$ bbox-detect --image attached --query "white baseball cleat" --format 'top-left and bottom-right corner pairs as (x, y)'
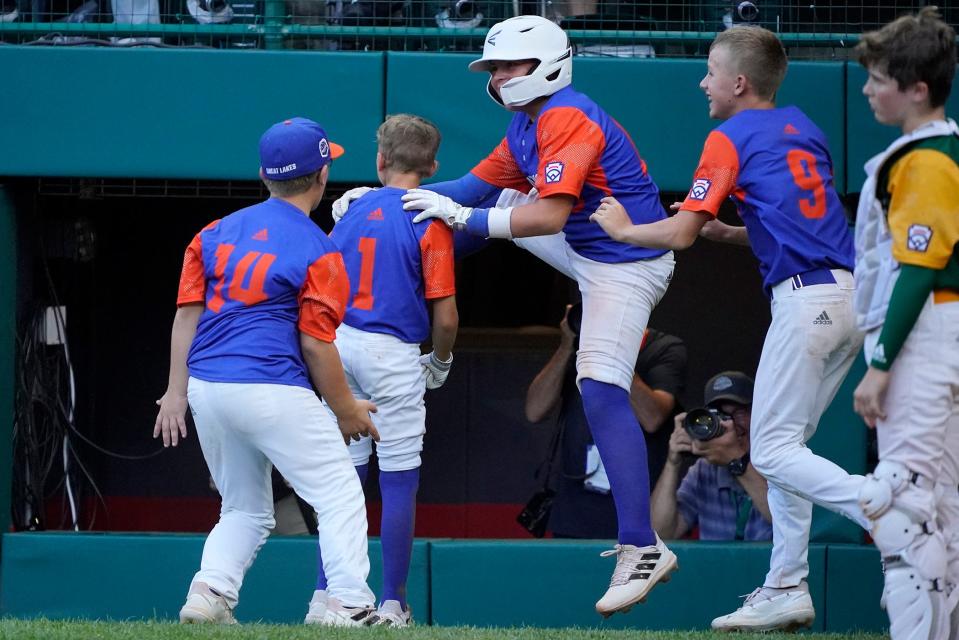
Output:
(594, 535), (678, 617)
(710, 582), (815, 632)
(368, 599), (413, 627)
(303, 589), (327, 625)
(179, 584), (237, 625)
(322, 596), (376, 627)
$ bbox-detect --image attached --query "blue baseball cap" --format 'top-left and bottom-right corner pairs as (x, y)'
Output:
(259, 117), (344, 181)
(704, 371), (754, 407)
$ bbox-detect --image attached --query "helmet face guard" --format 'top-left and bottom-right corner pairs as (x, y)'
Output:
(469, 15), (573, 108)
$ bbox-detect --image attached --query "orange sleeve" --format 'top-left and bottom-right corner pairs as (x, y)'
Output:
(470, 137), (532, 192)
(420, 220), (456, 299)
(176, 219), (220, 306)
(680, 130), (740, 216)
(298, 251), (350, 343)
(534, 107), (603, 200)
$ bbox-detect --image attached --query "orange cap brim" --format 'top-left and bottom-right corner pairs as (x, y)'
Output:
(330, 142), (345, 159)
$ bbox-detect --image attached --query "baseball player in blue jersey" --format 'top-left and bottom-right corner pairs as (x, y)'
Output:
(154, 117), (380, 626)
(591, 27), (870, 632)
(335, 15), (678, 617)
(305, 114), (458, 628)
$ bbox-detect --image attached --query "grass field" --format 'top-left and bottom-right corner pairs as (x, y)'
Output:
(0, 620), (890, 640)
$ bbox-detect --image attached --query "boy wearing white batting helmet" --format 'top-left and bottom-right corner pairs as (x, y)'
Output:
(334, 14), (678, 618)
(854, 8), (959, 639)
(155, 117), (379, 626)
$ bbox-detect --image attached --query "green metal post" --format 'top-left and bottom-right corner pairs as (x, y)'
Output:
(263, 0), (285, 50)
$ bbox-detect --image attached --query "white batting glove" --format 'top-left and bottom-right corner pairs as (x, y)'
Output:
(403, 189), (474, 230)
(420, 351), (453, 389)
(331, 186), (375, 224)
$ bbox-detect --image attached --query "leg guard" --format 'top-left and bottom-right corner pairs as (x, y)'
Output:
(884, 558), (948, 640)
(859, 460), (910, 519)
(864, 462), (948, 640)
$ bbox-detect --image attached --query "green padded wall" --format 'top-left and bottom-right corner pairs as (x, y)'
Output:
(429, 540), (827, 631)
(1, 534), (888, 632)
(0, 48), (385, 183)
(0, 48), (849, 191)
(0, 187), (14, 539)
(385, 53), (513, 182)
(846, 65), (959, 193)
(824, 544), (886, 632)
(0, 533), (430, 623)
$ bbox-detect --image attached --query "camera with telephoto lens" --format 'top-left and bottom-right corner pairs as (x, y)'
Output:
(683, 407), (731, 441)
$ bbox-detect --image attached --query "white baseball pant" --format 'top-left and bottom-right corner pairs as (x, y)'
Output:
(335, 324), (428, 472)
(513, 232), (674, 391)
(186, 377), (374, 609)
(865, 296), (959, 639)
(749, 270), (869, 589)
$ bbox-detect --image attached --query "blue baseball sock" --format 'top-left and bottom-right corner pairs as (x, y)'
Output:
(379, 468), (419, 609)
(579, 378), (656, 547)
(315, 463), (369, 591)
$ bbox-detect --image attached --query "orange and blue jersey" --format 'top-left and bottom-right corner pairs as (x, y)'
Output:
(471, 85), (668, 263)
(177, 198), (350, 389)
(330, 187), (456, 343)
(680, 106), (854, 295)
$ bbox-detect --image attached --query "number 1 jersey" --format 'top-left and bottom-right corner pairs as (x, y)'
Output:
(330, 187), (456, 344)
(177, 198), (350, 389)
(680, 106), (854, 295)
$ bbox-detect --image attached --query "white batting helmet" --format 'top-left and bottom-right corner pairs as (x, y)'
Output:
(469, 15), (573, 107)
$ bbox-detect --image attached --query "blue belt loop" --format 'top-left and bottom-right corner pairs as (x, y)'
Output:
(790, 268), (836, 291)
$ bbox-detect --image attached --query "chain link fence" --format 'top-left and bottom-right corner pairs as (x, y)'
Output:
(0, 1), (956, 57)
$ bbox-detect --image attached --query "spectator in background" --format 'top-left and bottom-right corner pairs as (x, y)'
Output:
(651, 371), (772, 541)
(111, 0), (160, 43)
(187, 0), (233, 24)
(525, 302), (686, 539)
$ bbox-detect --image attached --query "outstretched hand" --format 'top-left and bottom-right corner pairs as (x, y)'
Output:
(402, 189), (473, 229)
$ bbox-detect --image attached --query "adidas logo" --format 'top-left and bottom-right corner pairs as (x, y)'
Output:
(367, 208), (384, 221)
(252, 228), (268, 241)
(813, 310), (832, 325)
(784, 124), (800, 135)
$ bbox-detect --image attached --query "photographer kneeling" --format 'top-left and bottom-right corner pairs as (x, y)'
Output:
(651, 371), (772, 541)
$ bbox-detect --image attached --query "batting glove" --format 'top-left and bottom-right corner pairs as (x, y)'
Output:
(331, 186), (375, 224)
(403, 189), (474, 230)
(420, 351), (453, 389)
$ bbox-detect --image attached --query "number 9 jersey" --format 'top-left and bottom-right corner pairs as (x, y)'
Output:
(176, 198), (350, 390)
(680, 105), (854, 295)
